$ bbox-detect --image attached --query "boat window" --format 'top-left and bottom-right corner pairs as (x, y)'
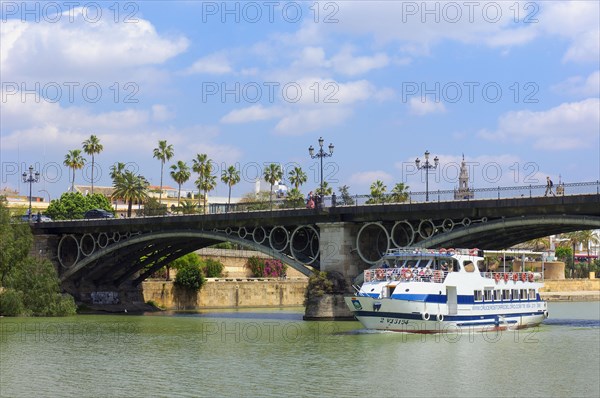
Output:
(405, 260), (418, 268)
(474, 290), (483, 302)
(463, 261), (476, 273)
(494, 290), (501, 301)
(477, 260), (485, 272)
(512, 289), (519, 300)
(484, 289), (493, 301)
(520, 289), (527, 300)
(529, 289), (536, 300)
(502, 290), (511, 301)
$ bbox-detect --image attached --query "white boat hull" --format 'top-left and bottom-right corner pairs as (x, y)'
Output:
(345, 296), (547, 333)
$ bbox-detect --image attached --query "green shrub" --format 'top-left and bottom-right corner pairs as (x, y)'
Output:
(246, 256), (265, 277)
(174, 264), (205, 292)
(0, 288), (26, 316)
(202, 258), (224, 278)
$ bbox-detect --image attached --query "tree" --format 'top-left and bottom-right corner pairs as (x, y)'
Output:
(82, 134), (103, 194)
(366, 180), (387, 204)
(239, 191), (271, 211)
(338, 185), (355, 206)
(192, 154), (213, 211)
(45, 192), (113, 220)
(109, 162), (126, 180)
(390, 182), (410, 203)
(264, 163), (283, 208)
(283, 188), (305, 208)
(288, 166), (307, 190)
(315, 181), (333, 197)
(64, 149), (86, 192)
(138, 197), (167, 217)
(0, 197), (31, 285)
(174, 263), (205, 292)
(196, 174), (217, 214)
(113, 170), (149, 217)
(172, 199), (199, 215)
(221, 165), (241, 208)
(153, 140), (174, 205)
(170, 160), (191, 206)
(0, 198), (76, 316)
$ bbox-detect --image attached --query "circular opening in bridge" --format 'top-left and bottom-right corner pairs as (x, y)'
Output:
(80, 233), (96, 257)
(442, 218), (454, 232)
(238, 227), (247, 239)
(97, 232), (109, 248)
(290, 225), (319, 265)
(269, 226), (289, 252)
(253, 226), (267, 244)
(112, 232), (121, 243)
(391, 220), (415, 247)
(418, 219), (436, 239)
(462, 217), (471, 227)
(225, 227), (233, 235)
(57, 235), (80, 269)
(356, 222), (390, 265)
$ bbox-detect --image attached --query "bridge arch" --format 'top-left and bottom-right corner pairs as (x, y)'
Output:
(59, 230), (315, 285)
(414, 215), (600, 249)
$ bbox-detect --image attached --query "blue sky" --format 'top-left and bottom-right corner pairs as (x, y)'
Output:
(1, 1), (599, 200)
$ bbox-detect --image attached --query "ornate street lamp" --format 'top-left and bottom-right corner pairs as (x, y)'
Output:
(415, 150), (439, 202)
(308, 137), (334, 205)
(22, 165), (40, 221)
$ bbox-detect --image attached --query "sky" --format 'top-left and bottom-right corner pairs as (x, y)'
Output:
(1, 0), (599, 201)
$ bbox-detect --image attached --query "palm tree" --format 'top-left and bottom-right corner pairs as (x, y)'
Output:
(263, 163), (283, 207)
(177, 199), (198, 215)
(315, 181), (333, 197)
(283, 188), (305, 208)
(221, 165), (241, 209)
(196, 174), (217, 214)
(565, 230), (600, 277)
(63, 149), (86, 192)
(390, 182), (410, 203)
(338, 185), (355, 206)
(152, 140), (174, 204)
(112, 170), (149, 217)
(368, 180), (387, 204)
(82, 134), (103, 194)
(192, 154), (212, 207)
(109, 162), (126, 180)
(169, 161), (191, 206)
(288, 166), (307, 190)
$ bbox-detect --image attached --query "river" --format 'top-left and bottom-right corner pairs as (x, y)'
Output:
(1, 301), (599, 398)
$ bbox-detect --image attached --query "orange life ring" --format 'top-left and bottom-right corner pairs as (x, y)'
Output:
(521, 273), (527, 282)
(512, 273), (518, 282)
(375, 269), (384, 280)
(503, 273), (509, 282)
(403, 269), (413, 280)
(446, 248), (455, 255)
(365, 272), (372, 282)
(439, 248), (447, 254)
(494, 273), (501, 283)
(469, 248), (479, 256)
(528, 273), (534, 282)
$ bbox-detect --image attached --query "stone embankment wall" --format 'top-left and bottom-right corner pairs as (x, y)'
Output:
(143, 279), (309, 310)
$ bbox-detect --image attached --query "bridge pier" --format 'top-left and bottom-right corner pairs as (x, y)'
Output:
(304, 222), (364, 320)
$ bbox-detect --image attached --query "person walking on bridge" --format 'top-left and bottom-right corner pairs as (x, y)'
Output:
(544, 176), (556, 197)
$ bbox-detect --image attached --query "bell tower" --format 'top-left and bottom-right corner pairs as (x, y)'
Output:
(454, 154), (474, 199)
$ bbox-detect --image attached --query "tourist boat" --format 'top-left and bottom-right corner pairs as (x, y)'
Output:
(344, 248), (549, 333)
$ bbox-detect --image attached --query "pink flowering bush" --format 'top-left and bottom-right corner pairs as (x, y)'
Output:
(246, 257), (287, 278)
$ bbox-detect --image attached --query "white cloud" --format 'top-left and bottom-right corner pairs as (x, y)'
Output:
(183, 53), (233, 75)
(221, 105), (283, 124)
(478, 98), (600, 150)
(330, 47), (389, 76)
(274, 107), (352, 135)
(151, 105), (174, 122)
(1, 15), (188, 81)
(552, 71), (600, 97)
(350, 171), (394, 186)
(409, 97), (446, 116)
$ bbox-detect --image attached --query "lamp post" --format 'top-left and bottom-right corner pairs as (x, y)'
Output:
(415, 150), (439, 202)
(308, 137), (334, 205)
(22, 165), (40, 221)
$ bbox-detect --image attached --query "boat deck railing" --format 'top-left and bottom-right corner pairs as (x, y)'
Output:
(480, 271), (542, 283)
(365, 268), (449, 283)
(364, 269), (543, 284)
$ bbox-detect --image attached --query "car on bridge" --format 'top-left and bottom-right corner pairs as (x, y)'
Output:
(84, 209), (115, 219)
(20, 214), (52, 222)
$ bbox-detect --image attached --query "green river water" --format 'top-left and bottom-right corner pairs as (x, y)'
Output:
(1, 301), (598, 397)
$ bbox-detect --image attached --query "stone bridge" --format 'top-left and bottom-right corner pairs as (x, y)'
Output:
(31, 192), (600, 309)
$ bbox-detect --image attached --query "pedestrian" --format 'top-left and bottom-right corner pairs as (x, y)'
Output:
(544, 176), (556, 197)
(306, 191), (315, 209)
